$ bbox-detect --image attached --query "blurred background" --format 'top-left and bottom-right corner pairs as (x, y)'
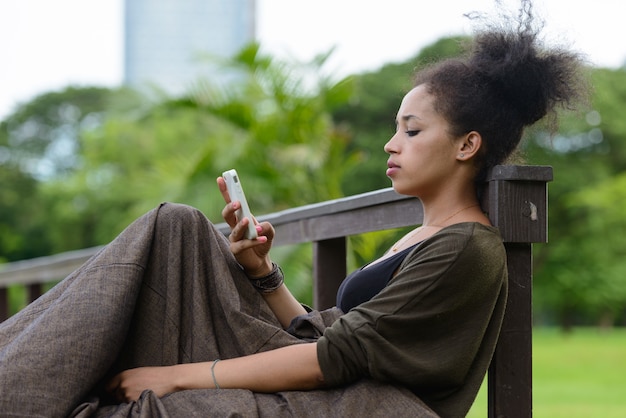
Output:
(1, 1), (625, 416)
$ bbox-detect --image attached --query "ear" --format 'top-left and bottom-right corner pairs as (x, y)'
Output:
(456, 131), (482, 161)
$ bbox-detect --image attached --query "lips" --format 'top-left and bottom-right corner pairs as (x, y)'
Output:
(386, 160), (399, 177)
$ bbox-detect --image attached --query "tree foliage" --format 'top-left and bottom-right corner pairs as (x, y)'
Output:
(527, 68), (626, 328)
(1, 43), (359, 307)
(0, 86), (140, 259)
(2, 39), (626, 327)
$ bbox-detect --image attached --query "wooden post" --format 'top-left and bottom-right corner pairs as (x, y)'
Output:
(28, 283), (43, 304)
(489, 243), (533, 418)
(313, 237), (347, 310)
(485, 165), (553, 418)
(0, 287), (7, 322)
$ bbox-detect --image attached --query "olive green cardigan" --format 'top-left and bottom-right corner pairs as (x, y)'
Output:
(317, 222), (508, 418)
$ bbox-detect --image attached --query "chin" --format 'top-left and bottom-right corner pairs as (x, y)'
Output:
(391, 179), (424, 198)
(391, 183), (415, 197)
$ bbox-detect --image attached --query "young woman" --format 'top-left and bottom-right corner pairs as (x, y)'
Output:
(0, 1), (587, 417)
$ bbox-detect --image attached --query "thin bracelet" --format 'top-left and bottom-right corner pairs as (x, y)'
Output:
(211, 359), (221, 389)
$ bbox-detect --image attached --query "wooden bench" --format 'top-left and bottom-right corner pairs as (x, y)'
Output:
(0, 164), (553, 417)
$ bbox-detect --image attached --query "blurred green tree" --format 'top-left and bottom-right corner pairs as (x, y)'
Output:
(3, 39), (626, 327)
(31, 44), (358, 305)
(528, 68), (626, 329)
(0, 86), (140, 259)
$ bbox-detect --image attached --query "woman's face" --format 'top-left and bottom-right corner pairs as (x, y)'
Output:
(384, 84), (461, 198)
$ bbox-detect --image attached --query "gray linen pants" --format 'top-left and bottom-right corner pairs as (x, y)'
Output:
(0, 203), (437, 418)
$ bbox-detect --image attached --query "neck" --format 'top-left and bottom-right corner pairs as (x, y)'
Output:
(419, 185), (482, 227)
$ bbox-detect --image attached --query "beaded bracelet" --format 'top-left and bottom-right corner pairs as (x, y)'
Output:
(247, 262), (284, 294)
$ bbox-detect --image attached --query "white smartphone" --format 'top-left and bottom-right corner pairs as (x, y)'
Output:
(222, 169), (258, 239)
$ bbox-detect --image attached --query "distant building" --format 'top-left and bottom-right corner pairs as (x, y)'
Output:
(124, 0), (256, 94)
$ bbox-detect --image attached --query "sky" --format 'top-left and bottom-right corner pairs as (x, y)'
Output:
(1, 0), (625, 120)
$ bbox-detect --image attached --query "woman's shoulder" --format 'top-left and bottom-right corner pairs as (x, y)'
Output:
(401, 222), (505, 271)
(422, 222), (502, 250)
(386, 222), (507, 306)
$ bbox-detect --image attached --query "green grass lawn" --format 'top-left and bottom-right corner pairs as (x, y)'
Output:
(467, 327), (626, 417)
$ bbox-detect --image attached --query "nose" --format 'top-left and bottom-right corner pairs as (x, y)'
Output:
(384, 132), (398, 154)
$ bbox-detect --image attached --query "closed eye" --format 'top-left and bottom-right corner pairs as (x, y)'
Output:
(405, 130), (420, 137)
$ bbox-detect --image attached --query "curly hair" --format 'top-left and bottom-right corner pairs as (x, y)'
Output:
(413, 0), (589, 182)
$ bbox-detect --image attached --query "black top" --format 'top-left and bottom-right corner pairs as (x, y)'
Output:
(336, 244), (418, 312)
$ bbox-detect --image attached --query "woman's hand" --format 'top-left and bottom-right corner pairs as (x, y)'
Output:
(217, 176), (274, 277)
(106, 344), (323, 403)
(106, 366), (178, 403)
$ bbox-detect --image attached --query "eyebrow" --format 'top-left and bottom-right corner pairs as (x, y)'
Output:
(396, 114), (421, 123)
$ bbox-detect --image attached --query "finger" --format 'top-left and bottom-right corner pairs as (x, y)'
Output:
(229, 216), (251, 242)
(256, 221), (274, 240)
(115, 387), (128, 403)
(229, 237), (267, 256)
(107, 380), (128, 403)
(216, 176), (231, 203)
(221, 201), (241, 227)
(105, 374), (120, 393)
(229, 223), (268, 251)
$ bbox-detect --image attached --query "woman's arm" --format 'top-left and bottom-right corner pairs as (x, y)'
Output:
(217, 176), (306, 327)
(261, 283), (308, 328)
(107, 343), (324, 402)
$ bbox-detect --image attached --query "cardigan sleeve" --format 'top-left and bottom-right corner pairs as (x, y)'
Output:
(316, 223), (507, 392)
